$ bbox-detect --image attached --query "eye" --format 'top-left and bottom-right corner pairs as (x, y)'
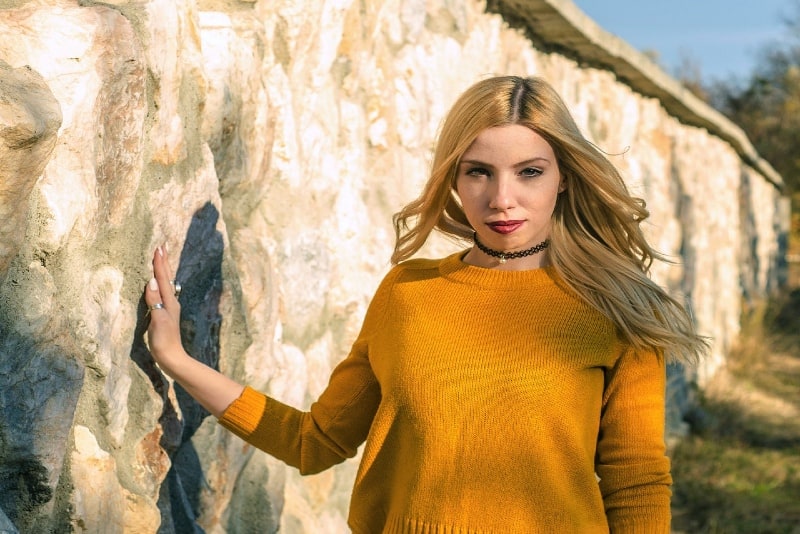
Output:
(464, 166), (491, 178)
(520, 167), (543, 178)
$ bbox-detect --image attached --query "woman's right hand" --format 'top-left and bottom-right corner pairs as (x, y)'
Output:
(143, 244), (245, 417)
(144, 245), (186, 373)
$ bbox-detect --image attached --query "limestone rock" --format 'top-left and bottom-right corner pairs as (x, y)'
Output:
(0, 0), (787, 532)
(0, 61), (61, 283)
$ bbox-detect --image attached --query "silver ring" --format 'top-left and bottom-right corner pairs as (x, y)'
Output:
(171, 280), (181, 298)
(149, 302), (165, 311)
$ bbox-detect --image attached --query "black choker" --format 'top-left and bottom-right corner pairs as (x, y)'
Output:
(473, 232), (549, 264)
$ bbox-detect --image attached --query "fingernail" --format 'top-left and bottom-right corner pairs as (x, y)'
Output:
(149, 277), (158, 291)
(157, 246), (164, 257)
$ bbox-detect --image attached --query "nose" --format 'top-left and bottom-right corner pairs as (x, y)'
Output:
(488, 175), (515, 210)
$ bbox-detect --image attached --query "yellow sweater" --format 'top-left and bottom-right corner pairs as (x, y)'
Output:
(219, 252), (672, 533)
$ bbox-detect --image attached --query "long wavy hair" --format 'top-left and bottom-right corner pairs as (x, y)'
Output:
(392, 75), (708, 364)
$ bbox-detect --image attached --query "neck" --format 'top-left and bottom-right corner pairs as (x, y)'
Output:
(466, 233), (550, 271)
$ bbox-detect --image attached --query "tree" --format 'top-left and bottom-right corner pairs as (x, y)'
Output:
(673, 50), (709, 102)
(707, 5), (800, 193)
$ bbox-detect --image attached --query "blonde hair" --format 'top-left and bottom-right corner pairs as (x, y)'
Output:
(392, 76), (708, 364)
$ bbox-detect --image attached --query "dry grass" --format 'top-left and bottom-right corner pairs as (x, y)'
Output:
(670, 289), (800, 534)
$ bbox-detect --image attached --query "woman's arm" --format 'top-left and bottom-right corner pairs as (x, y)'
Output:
(595, 347), (672, 533)
(144, 246), (245, 417)
(143, 245), (385, 474)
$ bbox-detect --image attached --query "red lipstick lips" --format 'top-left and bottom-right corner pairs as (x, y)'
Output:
(488, 220), (523, 234)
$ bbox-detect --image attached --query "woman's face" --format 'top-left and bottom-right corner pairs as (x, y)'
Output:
(455, 124), (565, 270)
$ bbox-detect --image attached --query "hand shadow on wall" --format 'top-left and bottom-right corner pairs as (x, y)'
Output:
(131, 201), (224, 533)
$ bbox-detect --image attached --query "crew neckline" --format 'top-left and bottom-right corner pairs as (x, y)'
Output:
(437, 251), (557, 290)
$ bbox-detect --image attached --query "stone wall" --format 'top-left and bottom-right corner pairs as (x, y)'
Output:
(0, 0), (786, 532)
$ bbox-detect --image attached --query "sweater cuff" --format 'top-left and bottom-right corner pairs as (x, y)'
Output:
(217, 386), (266, 436)
(608, 515), (670, 534)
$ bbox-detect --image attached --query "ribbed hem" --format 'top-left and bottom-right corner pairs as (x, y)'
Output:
(217, 386), (266, 435)
(351, 514), (613, 534)
(608, 517), (670, 534)
(357, 515), (485, 534)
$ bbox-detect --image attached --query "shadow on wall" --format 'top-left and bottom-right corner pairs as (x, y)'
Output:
(665, 153), (698, 441)
(0, 319), (84, 533)
(131, 201), (224, 532)
(0, 57), (69, 534)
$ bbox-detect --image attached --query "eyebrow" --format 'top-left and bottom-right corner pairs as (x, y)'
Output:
(459, 157), (551, 167)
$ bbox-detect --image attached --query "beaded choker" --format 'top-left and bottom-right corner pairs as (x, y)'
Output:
(473, 232), (549, 264)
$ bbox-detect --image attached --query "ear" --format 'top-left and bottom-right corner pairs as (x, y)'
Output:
(558, 176), (567, 193)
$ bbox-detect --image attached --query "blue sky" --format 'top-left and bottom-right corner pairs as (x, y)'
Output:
(572, 1), (795, 81)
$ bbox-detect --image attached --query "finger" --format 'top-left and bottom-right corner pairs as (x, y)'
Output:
(161, 244), (175, 281)
(161, 245), (184, 303)
(143, 276), (169, 320)
(152, 246), (178, 308)
(144, 276), (162, 307)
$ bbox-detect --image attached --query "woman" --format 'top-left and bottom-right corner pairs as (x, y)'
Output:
(145, 76), (708, 533)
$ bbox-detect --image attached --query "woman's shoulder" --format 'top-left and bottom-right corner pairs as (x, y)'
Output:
(392, 251), (461, 276)
(395, 256), (446, 271)
(370, 254), (456, 298)
(361, 255), (452, 329)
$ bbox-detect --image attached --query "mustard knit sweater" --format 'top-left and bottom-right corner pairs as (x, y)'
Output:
(219, 252), (672, 533)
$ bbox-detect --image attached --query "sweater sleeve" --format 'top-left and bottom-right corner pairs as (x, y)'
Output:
(216, 268), (398, 475)
(595, 346), (672, 533)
